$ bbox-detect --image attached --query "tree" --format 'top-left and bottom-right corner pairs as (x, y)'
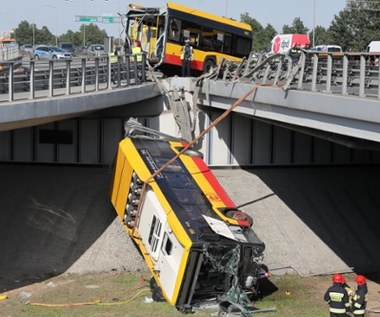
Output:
(240, 12), (276, 52)
(282, 17), (309, 34)
(328, 7), (379, 51)
(309, 25), (331, 47)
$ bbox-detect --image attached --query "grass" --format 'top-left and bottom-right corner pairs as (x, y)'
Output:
(0, 271), (333, 317)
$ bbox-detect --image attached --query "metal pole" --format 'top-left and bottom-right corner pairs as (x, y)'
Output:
(313, 0), (316, 48)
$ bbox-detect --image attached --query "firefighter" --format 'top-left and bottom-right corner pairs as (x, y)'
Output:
(352, 274), (368, 316)
(341, 275), (354, 304)
(324, 273), (350, 317)
(180, 38), (194, 77)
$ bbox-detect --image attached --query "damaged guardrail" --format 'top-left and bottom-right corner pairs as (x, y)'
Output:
(208, 50), (380, 99)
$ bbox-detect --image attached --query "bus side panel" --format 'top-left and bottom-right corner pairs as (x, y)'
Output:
(156, 224), (186, 304)
(137, 190), (189, 305)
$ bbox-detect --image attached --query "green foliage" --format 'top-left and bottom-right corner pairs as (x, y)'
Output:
(328, 6), (380, 51)
(13, 21), (109, 48)
(240, 12), (277, 52)
(282, 17), (309, 34)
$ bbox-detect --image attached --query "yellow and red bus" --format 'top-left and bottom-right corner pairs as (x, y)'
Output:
(110, 120), (268, 314)
(125, 2), (253, 73)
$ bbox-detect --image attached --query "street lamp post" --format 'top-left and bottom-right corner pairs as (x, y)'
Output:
(44, 4), (58, 45)
(312, 0), (316, 48)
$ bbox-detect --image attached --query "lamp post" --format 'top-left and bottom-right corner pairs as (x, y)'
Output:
(312, 0), (316, 48)
(44, 4), (58, 45)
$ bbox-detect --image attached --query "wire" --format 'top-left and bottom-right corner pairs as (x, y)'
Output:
(30, 287), (150, 307)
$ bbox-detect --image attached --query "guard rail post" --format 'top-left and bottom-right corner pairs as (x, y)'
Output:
(48, 60), (54, 97)
(342, 55), (348, 95)
(30, 60), (35, 100)
(311, 53), (318, 92)
(378, 59), (380, 100)
(126, 55), (130, 86)
(81, 58), (86, 93)
(65, 59), (71, 95)
(95, 57), (100, 91)
(107, 55), (112, 90)
(297, 51), (306, 90)
(325, 54), (332, 94)
(141, 53), (146, 83)
(133, 55), (138, 84)
(359, 55), (366, 98)
(8, 62), (14, 102)
(116, 56), (121, 88)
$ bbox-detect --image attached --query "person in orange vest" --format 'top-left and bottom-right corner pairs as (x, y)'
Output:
(180, 38), (193, 77)
(352, 274), (368, 317)
(324, 273), (350, 317)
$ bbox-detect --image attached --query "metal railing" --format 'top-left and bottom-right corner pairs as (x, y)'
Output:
(212, 51), (380, 99)
(0, 53), (147, 102)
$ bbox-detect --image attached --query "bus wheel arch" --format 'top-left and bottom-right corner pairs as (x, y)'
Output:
(226, 210), (253, 227)
(203, 57), (216, 73)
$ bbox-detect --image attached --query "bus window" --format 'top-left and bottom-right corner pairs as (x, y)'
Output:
(162, 233), (173, 256)
(148, 215), (162, 255)
(168, 18), (181, 42)
(234, 36), (252, 57)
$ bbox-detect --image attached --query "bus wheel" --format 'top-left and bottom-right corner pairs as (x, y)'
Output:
(203, 58), (216, 74)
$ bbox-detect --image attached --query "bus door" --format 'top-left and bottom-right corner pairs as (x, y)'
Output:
(156, 224), (185, 302)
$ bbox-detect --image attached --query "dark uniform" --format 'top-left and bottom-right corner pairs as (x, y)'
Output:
(324, 282), (350, 317)
(180, 40), (193, 77)
(352, 284), (368, 316)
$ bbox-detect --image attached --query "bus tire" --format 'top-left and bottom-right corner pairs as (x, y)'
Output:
(203, 58), (216, 74)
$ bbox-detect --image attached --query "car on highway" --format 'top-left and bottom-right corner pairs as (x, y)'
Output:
(87, 44), (105, 56)
(58, 42), (75, 54)
(33, 46), (72, 60)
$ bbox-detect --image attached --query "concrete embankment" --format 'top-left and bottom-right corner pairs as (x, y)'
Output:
(1, 164), (380, 291)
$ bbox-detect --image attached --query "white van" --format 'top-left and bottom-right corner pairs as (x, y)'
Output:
(366, 41), (380, 53)
(312, 45), (342, 53)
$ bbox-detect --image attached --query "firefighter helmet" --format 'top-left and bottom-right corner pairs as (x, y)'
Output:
(332, 273), (343, 283)
(355, 274), (366, 285)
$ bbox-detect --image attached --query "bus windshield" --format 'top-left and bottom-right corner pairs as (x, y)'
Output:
(125, 2), (252, 74)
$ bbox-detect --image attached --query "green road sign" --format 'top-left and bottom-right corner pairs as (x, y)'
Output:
(75, 16), (98, 23)
(102, 16), (113, 24)
(75, 15), (121, 24)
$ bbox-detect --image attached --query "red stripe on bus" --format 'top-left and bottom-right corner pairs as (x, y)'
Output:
(191, 156), (236, 207)
(164, 54), (204, 71)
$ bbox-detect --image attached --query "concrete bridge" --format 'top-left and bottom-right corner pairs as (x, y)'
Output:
(1, 51), (380, 292)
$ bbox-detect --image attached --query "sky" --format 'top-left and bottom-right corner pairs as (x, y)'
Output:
(1, 0), (347, 40)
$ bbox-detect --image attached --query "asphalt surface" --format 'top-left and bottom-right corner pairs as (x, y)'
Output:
(1, 164), (380, 292)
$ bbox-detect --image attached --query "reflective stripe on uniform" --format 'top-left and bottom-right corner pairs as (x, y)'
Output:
(330, 292), (344, 301)
(353, 309), (366, 314)
(330, 307), (347, 314)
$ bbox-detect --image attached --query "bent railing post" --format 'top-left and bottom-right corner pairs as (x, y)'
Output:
(8, 62), (14, 102)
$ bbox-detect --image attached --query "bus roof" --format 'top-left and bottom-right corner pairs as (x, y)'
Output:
(167, 2), (252, 32)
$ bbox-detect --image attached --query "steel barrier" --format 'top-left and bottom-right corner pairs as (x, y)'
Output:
(0, 53), (147, 102)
